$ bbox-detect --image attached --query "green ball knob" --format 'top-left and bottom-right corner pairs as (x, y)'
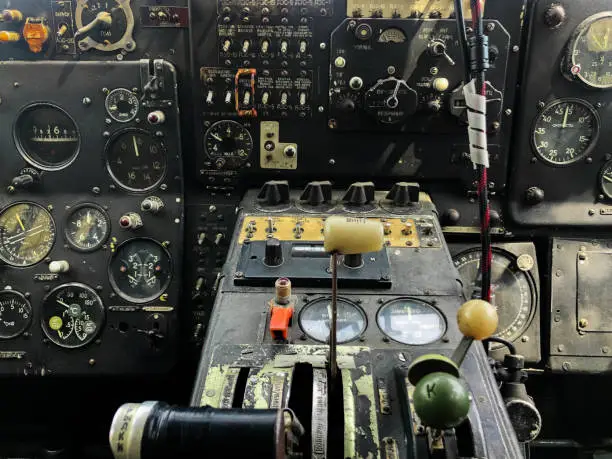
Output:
(413, 372), (471, 429)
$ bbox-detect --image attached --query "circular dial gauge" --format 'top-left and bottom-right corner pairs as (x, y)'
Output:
(532, 99), (599, 166)
(0, 203), (56, 267)
(600, 160), (612, 199)
(364, 77), (418, 125)
(109, 239), (172, 303)
(0, 290), (32, 339)
(65, 204), (110, 252)
(299, 298), (366, 343)
(105, 88), (139, 123)
(76, 0), (135, 52)
(569, 13), (612, 89)
(106, 129), (167, 192)
(377, 299), (446, 345)
(204, 120), (253, 167)
(41, 283), (105, 348)
(453, 249), (536, 347)
(14, 103), (80, 171)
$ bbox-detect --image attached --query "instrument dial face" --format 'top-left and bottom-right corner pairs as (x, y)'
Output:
(532, 99), (599, 166)
(106, 129), (167, 192)
(65, 204), (110, 252)
(41, 283), (105, 348)
(453, 249), (536, 347)
(299, 298), (367, 344)
(0, 290), (32, 339)
(570, 13), (612, 89)
(77, 0), (132, 51)
(377, 299), (446, 345)
(105, 88), (139, 123)
(204, 120), (253, 163)
(0, 203), (56, 267)
(109, 238), (172, 303)
(599, 160), (612, 200)
(14, 103), (80, 171)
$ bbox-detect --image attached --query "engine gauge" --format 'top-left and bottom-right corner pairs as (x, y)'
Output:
(105, 88), (139, 123)
(65, 204), (110, 252)
(204, 120), (253, 167)
(599, 160), (612, 199)
(106, 129), (167, 192)
(14, 103), (80, 171)
(568, 12), (612, 89)
(109, 238), (172, 303)
(0, 202), (56, 267)
(377, 299), (446, 345)
(299, 298), (366, 343)
(0, 290), (32, 339)
(532, 99), (599, 166)
(41, 283), (105, 348)
(453, 248), (537, 347)
(75, 0), (135, 53)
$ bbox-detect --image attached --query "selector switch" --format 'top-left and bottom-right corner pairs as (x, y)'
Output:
(264, 238), (284, 266)
(385, 182), (420, 206)
(257, 180), (290, 206)
(119, 213), (143, 230)
(49, 260), (70, 273)
(343, 182), (375, 206)
(141, 197), (164, 214)
(300, 181), (332, 206)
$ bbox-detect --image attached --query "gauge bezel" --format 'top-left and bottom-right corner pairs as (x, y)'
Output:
(298, 297), (367, 344)
(41, 282), (105, 349)
(0, 290), (32, 340)
(0, 201), (57, 267)
(74, 0), (136, 53)
(13, 102), (81, 171)
(108, 237), (173, 304)
(531, 98), (600, 167)
(568, 11), (612, 89)
(204, 120), (254, 160)
(453, 247), (538, 346)
(64, 203), (111, 253)
(599, 160), (612, 200)
(105, 128), (168, 193)
(376, 298), (446, 345)
(105, 88), (140, 123)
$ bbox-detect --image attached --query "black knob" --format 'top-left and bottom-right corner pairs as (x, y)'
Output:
(441, 208), (461, 226)
(544, 4), (566, 28)
(427, 98), (442, 113)
(386, 182), (420, 206)
(337, 97), (356, 113)
(11, 174), (34, 188)
(257, 180), (290, 206)
(264, 238), (283, 266)
(300, 181), (332, 206)
(343, 182), (375, 205)
(343, 253), (363, 268)
(524, 187), (544, 205)
(489, 45), (499, 64)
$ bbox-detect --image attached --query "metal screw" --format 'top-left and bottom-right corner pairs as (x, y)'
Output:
(562, 361), (571, 371)
(319, 42), (326, 50)
(537, 101), (545, 109)
(578, 252), (587, 261)
(318, 106), (325, 113)
(92, 187), (101, 195)
(486, 22), (495, 31)
(13, 82), (20, 88)
(588, 209), (596, 216)
(89, 359), (96, 366)
(579, 318), (588, 328)
(512, 45), (520, 53)
(603, 346), (610, 354)
(521, 336), (529, 343)
(557, 344), (565, 352)
(329, 158), (335, 165)
(387, 66), (396, 75)
(234, 271), (244, 278)
(555, 270), (562, 277)
(505, 108), (512, 116)
(82, 97), (92, 106)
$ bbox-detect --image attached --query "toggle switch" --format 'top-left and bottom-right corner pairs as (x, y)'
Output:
(141, 196), (164, 214)
(2, 9), (23, 23)
(264, 238), (283, 266)
(0, 31), (20, 43)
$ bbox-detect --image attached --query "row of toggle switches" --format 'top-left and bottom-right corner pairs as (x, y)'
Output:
(206, 90), (309, 107)
(221, 38), (309, 55)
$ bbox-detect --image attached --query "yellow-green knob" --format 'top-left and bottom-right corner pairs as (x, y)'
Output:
(457, 299), (498, 341)
(413, 372), (471, 429)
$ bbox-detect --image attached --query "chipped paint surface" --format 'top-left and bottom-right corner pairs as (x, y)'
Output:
(354, 371), (381, 459)
(200, 365), (226, 407)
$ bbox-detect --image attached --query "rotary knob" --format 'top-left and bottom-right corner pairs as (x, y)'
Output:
(343, 182), (375, 206)
(544, 4), (566, 29)
(257, 180), (290, 206)
(385, 182), (420, 206)
(300, 181), (333, 206)
(364, 77), (418, 125)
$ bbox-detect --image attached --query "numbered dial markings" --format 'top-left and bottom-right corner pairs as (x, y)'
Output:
(77, 0), (131, 50)
(0, 290), (32, 339)
(570, 13), (612, 89)
(0, 203), (56, 267)
(65, 205), (110, 252)
(41, 283), (105, 348)
(109, 239), (172, 303)
(106, 129), (167, 192)
(599, 160), (612, 199)
(204, 120), (253, 163)
(105, 88), (139, 122)
(532, 99), (599, 165)
(299, 298), (367, 343)
(377, 299), (446, 345)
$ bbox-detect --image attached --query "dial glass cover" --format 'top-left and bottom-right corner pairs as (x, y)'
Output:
(65, 205), (110, 252)
(454, 249), (536, 347)
(0, 202), (56, 267)
(41, 283), (105, 348)
(299, 298), (367, 343)
(570, 13), (612, 89)
(106, 129), (167, 192)
(14, 103), (80, 170)
(204, 120), (253, 161)
(105, 88), (139, 123)
(600, 160), (612, 199)
(377, 299), (446, 345)
(77, 0), (131, 50)
(532, 99), (599, 165)
(109, 238), (172, 303)
(0, 290), (32, 339)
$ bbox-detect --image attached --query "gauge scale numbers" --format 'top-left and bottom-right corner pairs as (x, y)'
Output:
(532, 99), (599, 165)
(204, 120), (253, 167)
(105, 88), (139, 123)
(570, 13), (612, 89)
(41, 284), (105, 348)
(65, 205), (110, 252)
(377, 299), (446, 345)
(299, 298), (366, 343)
(0, 290), (32, 340)
(76, 0), (133, 52)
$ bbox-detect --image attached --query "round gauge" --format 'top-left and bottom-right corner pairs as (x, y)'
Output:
(105, 88), (139, 123)
(109, 238), (172, 303)
(299, 297), (366, 344)
(532, 99), (599, 166)
(377, 299), (446, 345)
(599, 160), (612, 199)
(0, 202), (56, 267)
(65, 204), (110, 252)
(0, 290), (32, 339)
(568, 12), (612, 89)
(14, 103), (80, 171)
(41, 283), (105, 348)
(75, 0), (135, 52)
(204, 120), (253, 167)
(106, 129), (167, 192)
(453, 248), (537, 347)
(364, 78), (418, 125)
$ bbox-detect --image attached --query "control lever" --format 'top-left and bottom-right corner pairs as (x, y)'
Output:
(323, 216), (384, 382)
